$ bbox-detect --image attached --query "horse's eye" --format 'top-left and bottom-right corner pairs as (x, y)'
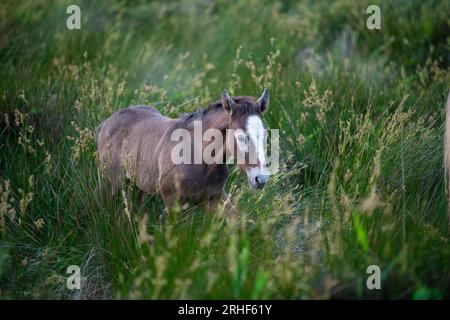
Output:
(235, 132), (249, 152)
(237, 134), (248, 144)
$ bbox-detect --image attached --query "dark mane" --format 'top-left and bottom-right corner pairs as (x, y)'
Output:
(181, 96), (256, 122)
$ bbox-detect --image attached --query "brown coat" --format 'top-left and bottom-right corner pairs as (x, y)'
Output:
(97, 89), (270, 208)
(97, 105), (228, 207)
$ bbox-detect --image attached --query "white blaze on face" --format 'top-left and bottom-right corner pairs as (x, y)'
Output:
(240, 115), (269, 187)
(246, 115), (266, 167)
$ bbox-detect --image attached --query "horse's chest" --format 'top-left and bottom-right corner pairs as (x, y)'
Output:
(182, 165), (228, 195)
(203, 166), (227, 186)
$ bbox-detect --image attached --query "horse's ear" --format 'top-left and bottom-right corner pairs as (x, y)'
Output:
(222, 89), (236, 113)
(256, 88), (270, 113)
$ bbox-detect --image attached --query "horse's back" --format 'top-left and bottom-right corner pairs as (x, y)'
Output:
(98, 104), (166, 137)
(128, 105), (165, 117)
(97, 105), (171, 192)
(115, 105), (166, 123)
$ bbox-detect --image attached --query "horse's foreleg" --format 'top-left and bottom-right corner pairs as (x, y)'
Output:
(161, 186), (177, 212)
(205, 195), (219, 213)
(220, 189), (238, 216)
(137, 189), (147, 208)
(221, 190), (232, 209)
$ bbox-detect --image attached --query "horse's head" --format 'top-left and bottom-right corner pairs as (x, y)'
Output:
(222, 88), (270, 189)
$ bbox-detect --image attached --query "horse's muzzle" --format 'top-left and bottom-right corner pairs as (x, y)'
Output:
(249, 175), (268, 189)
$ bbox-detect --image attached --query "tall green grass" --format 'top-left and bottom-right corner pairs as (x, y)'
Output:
(0, 0), (449, 299)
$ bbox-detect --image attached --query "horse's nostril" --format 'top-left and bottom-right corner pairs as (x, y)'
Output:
(255, 176), (266, 188)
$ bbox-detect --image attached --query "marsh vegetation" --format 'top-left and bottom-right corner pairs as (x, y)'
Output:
(0, 0), (449, 299)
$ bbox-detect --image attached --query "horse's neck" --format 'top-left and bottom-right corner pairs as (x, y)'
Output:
(201, 110), (229, 163)
(202, 109), (229, 131)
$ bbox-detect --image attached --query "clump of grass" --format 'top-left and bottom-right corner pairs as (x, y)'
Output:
(0, 0), (449, 299)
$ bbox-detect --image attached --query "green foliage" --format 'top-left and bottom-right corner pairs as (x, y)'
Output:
(0, 0), (449, 299)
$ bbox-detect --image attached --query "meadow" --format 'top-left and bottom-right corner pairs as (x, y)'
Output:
(0, 0), (449, 299)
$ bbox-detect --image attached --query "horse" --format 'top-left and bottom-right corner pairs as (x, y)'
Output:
(96, 88), (270, 210)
